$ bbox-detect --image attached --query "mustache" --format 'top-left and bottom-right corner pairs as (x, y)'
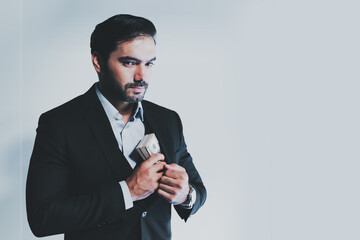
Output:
(124, 81), (148, 89)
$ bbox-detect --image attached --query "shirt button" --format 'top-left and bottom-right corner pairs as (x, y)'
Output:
(142, 211), (147, 218)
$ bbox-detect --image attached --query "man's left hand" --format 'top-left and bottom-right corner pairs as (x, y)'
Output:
(158, 163), (190, 205)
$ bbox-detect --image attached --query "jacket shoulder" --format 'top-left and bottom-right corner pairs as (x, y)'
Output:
(40, 94), (84, 121)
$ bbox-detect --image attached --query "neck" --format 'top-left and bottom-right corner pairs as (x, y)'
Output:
(113, 100), (134, 116)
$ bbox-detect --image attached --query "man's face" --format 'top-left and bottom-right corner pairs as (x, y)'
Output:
(99, 36), (156, 103)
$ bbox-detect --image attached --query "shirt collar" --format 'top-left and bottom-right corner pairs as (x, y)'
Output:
(95, 84), (144, 122)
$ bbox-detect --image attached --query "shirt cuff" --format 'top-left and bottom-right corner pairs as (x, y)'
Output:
(119, 181), (134, 210)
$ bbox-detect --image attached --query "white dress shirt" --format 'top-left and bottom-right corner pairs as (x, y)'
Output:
(96, 86), (144, 210)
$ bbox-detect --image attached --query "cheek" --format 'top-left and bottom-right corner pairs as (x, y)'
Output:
(112, 68), (134, 83)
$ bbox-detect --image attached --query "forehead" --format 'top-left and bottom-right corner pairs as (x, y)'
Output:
(110, 36), (156, 59)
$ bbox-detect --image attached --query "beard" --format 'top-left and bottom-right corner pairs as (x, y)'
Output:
(101, 72), (148, 103)
(123, 81), (149, 103)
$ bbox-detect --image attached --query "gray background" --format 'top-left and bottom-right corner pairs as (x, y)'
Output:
(1, 0), (360, 239)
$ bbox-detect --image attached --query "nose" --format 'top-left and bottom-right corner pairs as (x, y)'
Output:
(134, 65), (146, 81)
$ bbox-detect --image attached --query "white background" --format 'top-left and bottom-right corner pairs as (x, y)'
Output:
(1, 0), (360, 239)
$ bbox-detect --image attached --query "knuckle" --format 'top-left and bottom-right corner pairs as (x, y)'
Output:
(145, 168), (152, 176)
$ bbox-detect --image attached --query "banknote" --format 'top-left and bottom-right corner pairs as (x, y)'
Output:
(136, 133), (161, 161)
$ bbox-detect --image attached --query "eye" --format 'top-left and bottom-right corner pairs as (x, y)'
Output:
(145, 62), (154, 67)
(121, 60), (137, 67)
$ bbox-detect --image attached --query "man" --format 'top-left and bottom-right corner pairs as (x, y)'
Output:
(26, 14), (206, 240)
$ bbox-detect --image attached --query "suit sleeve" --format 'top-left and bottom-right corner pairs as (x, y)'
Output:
(26, 113), (127, 237)
(172, 112), (207, 221)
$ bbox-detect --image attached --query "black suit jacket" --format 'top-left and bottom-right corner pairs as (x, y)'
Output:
(26, 84), (206, 240)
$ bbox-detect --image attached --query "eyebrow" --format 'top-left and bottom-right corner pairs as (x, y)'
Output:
(118, 56), (156, 62)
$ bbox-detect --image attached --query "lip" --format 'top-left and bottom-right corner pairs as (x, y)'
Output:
(131, 86), (145, 92)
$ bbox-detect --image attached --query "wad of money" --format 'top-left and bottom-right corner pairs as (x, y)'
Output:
(136, 133), (161, 161)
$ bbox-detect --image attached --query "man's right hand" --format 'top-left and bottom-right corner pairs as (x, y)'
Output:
(126, 153), (166, 202)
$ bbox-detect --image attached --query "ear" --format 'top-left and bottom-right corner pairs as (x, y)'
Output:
(92, 52), (103, 74)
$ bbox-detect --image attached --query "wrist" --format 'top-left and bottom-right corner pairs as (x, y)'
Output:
(125, 177), (139, 202)
(180, 184), (195, 209)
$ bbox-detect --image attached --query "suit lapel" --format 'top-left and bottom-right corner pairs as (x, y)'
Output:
(138, 101), (176, 210)
(143, 104), (172, 165)
(80, 84), (133, 180)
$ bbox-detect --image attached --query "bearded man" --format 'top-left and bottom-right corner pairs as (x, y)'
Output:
(26, 14), (206, 240)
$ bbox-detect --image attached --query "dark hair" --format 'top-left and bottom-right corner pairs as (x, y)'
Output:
(90, 14), (156, 60)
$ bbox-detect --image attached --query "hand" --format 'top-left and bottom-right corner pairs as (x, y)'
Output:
(158, 163), (190, 205)
(126, 153), (166, 201)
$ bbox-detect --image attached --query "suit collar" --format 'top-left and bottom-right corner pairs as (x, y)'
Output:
(81, 84), (133, 179)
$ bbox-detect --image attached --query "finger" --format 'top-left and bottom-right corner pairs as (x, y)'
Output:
(151, 161), (166, 173)
(164, 164), (187, 179)
(158, 183), (176, 194)
(159, 175), (176, 187)
(153, 170), (165, 181)
(165, 163), (182, 171)
(145, 153), (165, 166)
(157, 188), (174, 202)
